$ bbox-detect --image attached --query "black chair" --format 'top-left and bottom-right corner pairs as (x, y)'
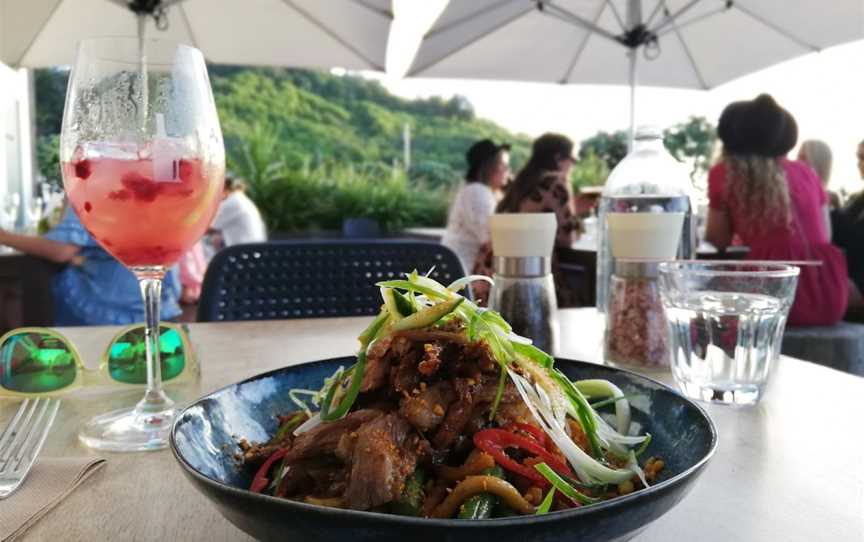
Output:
(197, 240), (467, 322)
(341, 218), (381, 238)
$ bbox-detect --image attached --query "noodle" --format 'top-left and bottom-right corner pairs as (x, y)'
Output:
(435, 450), (496, 482)
(431, 476), (536, 518)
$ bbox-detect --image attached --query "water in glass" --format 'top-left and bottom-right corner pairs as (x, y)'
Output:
(665, 290), (786, 405)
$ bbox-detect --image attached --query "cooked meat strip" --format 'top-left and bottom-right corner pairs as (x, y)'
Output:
(275, 457), (345, 498)
(390, 344), (422, 395)
(399, 381), (455, 432)
(284, 409), (382, 463)
(494, 400), (535, 427)
(343, 413), (418, 510)
(432, 377), (479, 450)
(465, 342), (499, 373)
(360, 337), (393, 392)
(475, 374), (520, 405)
(418, 343), (443, 377)
(306, 462), (348, 497)
(275, 462), (311, 497)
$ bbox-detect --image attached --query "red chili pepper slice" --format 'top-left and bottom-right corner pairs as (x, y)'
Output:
(250, 449), (288, 493)
(473, 428), (573, 487)
(504, 423), (549, 448)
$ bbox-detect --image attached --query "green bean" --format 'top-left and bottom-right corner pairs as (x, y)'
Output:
(390, 469), (426, 516)
(457, 466), (504, 520)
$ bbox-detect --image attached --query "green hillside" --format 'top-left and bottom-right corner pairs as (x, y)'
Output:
(208, 66), (531, 184)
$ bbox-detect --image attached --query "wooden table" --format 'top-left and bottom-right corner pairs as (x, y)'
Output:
(2, 309), (863, 541)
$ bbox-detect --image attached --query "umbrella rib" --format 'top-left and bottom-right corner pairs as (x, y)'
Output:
(559, 0), (611, 84)
(409, 3), (535, 76)
(651, 0), (703, 34)
(656, 4), (732, 37)
(644, 0), (668, 29)
(731, 2), (818, 51)
(348, 0), (392, 19)
(177, 4), (201, 50)
(544, 2), (620, 42)
(279, 0), (384, 70)
(14, 0), (65, 67)
(669, 20), (709, 89)
(607, 0), (627, 32)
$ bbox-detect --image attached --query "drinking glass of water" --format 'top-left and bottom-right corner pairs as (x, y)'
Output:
(658, 261), (799, 405)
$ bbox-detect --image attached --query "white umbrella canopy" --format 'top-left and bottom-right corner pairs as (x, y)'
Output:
(0, 0), (392, 70)
(407, 0), (864, 143)
(408, 0), (864, 89)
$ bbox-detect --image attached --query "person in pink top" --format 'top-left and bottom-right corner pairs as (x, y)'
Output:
(706, 94), (848, 326)
(178, 240), (208, 305)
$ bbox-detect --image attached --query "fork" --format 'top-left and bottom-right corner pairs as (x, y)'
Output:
(0, 398), (61, 499)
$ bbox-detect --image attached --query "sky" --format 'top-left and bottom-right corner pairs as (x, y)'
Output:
(366, 1), (864, 193)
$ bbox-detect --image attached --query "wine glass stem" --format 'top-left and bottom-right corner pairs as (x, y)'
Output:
(136, 274), (172, 413)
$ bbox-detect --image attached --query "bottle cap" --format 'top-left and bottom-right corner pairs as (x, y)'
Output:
(607, 212), (684, 259)
(490, 213), (556, 258)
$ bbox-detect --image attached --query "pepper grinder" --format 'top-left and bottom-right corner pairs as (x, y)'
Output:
(488, 213), (559, 355)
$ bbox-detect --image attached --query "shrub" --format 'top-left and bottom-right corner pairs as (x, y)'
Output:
(251, 166), (450, 235)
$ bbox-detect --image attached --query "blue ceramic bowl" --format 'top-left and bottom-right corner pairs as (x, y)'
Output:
(171, 358), (717, 542)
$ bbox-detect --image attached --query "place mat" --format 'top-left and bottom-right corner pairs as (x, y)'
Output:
(0, 457), (106, 542)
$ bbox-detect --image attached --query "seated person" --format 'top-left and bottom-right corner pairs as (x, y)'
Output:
(473, 133), (582, 307)
(831, 138), (864, 317)
(442, 139), (510, 272)
(210, 176), (267, 248)
(706, 94), (846, 326)
(798, 139), (841, 209)
(0, 205), (181, 325)
(178, 240), (207, 305)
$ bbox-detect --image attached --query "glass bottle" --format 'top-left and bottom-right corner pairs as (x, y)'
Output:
(596, 126), (695, 314)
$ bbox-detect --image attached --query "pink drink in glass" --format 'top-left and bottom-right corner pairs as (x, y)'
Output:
(62, 154), (222, 267)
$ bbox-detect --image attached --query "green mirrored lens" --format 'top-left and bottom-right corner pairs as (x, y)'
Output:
(108, 325), (186, 384)
(0, 332), (76, 393)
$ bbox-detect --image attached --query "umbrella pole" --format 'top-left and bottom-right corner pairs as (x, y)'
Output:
(628, 48), (637, 151)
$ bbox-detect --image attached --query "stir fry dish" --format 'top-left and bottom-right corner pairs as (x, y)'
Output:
(240, 272), (663, 518)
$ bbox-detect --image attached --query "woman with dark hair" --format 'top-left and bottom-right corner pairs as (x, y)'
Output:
(442, 139), (510, 271)
(472, 133), (581, 306)
(706, 94), (847, 325)
(497, 133), (579, 245)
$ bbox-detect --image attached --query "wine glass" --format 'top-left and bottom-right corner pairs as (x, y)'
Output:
(60, 37), (224, 451)
(24, 196), (43, 233)
(3, 193), (20, 230)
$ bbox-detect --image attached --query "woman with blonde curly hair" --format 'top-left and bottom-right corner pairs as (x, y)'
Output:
(706, 94), (847, 326)
(798, 139), (840, 209)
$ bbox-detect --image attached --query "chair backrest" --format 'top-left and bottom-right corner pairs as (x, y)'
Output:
(342, 218), (381, 238)
(197, 239), (467, 322)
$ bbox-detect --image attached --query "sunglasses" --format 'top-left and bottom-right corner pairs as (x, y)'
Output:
(0, 323), (198, 397)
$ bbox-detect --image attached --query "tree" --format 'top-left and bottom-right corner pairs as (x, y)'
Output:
(570, 150), (609, 192)
(663, 116), (717, 181)
(34, 69), (69, 136)
(578, 130), (628, 171)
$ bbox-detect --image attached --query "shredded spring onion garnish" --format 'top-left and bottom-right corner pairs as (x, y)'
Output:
(287, 271), (652, 487)
(288, 389), (319, 414)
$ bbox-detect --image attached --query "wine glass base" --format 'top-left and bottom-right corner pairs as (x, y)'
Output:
(79, 403), (176, 452)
